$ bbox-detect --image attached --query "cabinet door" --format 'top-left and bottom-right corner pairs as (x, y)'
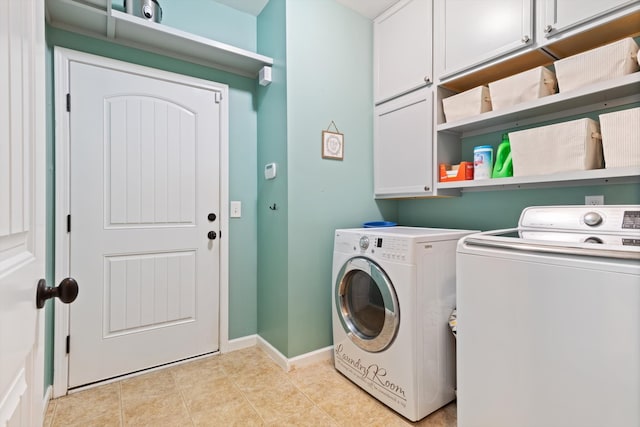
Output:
(541, 0), (637, 38)
(374, 88), (433, 198)
(439, 0), (533, 78)
(374, 0), (432, 104)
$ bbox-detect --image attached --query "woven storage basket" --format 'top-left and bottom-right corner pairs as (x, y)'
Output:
(489, 66), (557, 110)
(599, 107), (640, 168)
(509, 118), (603, 177)
(442, 86), (492, 123)
(555, 37), (639, 93)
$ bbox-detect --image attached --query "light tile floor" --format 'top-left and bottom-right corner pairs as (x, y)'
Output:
(44, 346), (456, 426)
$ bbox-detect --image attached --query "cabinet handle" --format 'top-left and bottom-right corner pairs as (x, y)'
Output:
(544, 25), (553, 33)
(424, 76), (431, 84)
(424, 186), (430, 192)
(521, 35), (530, 43)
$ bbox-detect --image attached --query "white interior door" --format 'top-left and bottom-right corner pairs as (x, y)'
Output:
(0, 0), (46, 425)
(66, 59), (224, 388)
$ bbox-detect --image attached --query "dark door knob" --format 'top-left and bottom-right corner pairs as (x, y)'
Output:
(36, 277), (79, 309)
(207, 231), (217, 240)
(208, 213), (217, 222)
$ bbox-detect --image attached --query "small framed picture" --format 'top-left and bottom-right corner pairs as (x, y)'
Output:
(321, 130), (344, 160)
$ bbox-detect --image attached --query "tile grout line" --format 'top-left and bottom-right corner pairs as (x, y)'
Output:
(288, 375), (343, 427)
(117, 381), (124, 426)
(222, 363), (268, 425)
(169, 369), (197, 427)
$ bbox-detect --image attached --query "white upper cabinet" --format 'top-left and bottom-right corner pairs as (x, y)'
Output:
(540, 0), (637, 40)
(374, 87), (434, 198)
(374, 0), (433, 104)
(437, 0), (533, 79)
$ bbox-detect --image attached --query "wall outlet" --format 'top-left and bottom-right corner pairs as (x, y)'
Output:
(585, 195), (604, 205)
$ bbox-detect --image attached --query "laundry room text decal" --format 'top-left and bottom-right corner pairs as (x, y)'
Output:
(334, 344), (407, 405)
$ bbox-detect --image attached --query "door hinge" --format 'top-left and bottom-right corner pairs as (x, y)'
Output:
(219, 230), (222, 239)
(66, 93), (71, 112)
(215, 91), (222, 104)
(66, 335), (70, 354)
(67, 214), (71, 232)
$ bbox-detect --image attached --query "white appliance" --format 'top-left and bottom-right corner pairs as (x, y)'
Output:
(332, 226), (475, 421)
(456, 205), (640, 427)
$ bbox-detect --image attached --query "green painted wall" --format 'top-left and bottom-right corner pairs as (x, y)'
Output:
(256, 0), (289, 352)
(255, 0), (396, 358)
(284, 0), (396, 357)
(43, 0), (260, 387)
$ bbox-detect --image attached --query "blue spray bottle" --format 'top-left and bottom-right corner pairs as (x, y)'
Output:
(492, 133), (513, 178)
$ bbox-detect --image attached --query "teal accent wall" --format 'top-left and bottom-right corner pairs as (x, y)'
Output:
(43, 1), (260, 388)
(284, 0), (396, 357)
(256, 0), (396, 358)
(256, 0), (289, 352)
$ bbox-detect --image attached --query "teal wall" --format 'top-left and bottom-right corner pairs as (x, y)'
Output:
(255, 0), (396, 358)
(256, 0), (290, 353)
(284, 0), (396, 357)
(43, 0), (261, 387)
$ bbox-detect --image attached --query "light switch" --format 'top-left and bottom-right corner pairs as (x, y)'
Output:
(230, 201), (242, 218)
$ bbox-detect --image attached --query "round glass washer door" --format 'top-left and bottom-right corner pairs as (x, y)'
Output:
(335, 256), (400, 352)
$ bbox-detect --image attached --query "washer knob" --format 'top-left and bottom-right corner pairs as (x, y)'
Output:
(359, 236), (370, 250)
(583, 211), (602, 227)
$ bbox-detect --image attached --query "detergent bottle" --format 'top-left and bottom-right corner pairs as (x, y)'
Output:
(492, 133), (513, 178)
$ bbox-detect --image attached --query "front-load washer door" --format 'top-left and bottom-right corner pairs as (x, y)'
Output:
(335, 256), (399, 352)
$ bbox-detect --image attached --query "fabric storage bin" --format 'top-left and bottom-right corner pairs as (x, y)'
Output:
(509, 118), (603, 177)
(442, 86), (492, 123)
(488, 66), (557, 110)
(599, 107), (640, 168)
(555, 37), (640, 93)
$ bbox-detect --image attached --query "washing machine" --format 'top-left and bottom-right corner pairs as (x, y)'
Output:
(456, 205), (640, 427)
(332, 226), (475, 421)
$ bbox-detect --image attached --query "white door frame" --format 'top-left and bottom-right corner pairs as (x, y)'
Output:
(52, 47), (230, 397)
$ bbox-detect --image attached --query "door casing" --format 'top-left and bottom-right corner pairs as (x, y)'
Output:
(52, 47), (230, 397)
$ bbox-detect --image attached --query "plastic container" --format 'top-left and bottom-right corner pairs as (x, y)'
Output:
(492, 134), (513, 178)
(439, 162), (474, 182)
(363, 221), (397, 228)
(473, 146), (493, 180)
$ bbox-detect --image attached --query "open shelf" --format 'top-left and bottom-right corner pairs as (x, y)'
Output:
(436, 167), (640, 192)
(45, 0), (273, 79)
(437, 72), (640, 137)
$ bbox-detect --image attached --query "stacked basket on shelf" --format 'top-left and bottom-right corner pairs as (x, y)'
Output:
(440, 37), (640, 181)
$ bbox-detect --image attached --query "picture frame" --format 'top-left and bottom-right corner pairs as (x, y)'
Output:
(321, 130), (344, 160)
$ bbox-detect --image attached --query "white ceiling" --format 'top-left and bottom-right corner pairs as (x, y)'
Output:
(213, 0), (398, 19)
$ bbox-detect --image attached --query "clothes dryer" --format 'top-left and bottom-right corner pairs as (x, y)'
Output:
(332, 226), (475, 421)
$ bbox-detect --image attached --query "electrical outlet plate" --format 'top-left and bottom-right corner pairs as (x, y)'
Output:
(230, 201), (242, 218)
(585, 195), (604, 205)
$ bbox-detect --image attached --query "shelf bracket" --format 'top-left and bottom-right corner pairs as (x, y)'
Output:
(259, 66), (272, 86)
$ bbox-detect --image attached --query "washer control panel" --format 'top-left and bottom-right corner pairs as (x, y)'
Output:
(520, 205), (640, 233)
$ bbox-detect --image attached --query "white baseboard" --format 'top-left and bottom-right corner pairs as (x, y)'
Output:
(288, 345), (334, 370)
(225, 335), (258, 353)
(43, 385), (52, 419)
(256, 336), (333, 372)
